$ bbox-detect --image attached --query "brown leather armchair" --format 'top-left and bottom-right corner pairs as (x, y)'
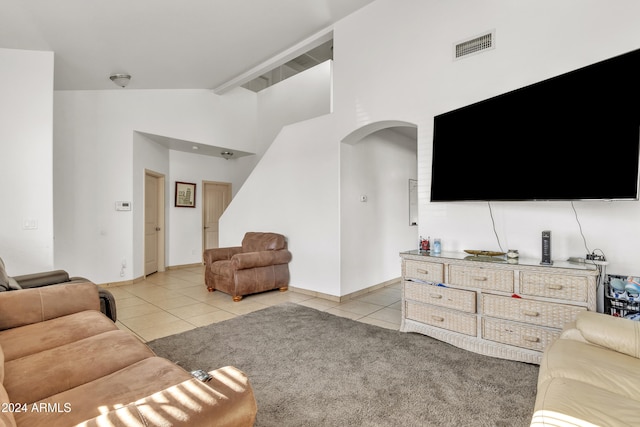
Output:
(204, 232), (292, 301)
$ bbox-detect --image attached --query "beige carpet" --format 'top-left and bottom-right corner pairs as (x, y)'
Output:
(148, 303), (539, 426)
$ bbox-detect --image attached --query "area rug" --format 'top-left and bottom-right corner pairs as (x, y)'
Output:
(147, 303), (539, 427)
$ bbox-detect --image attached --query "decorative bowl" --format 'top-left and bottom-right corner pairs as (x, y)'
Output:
(464, 249), (506, 257)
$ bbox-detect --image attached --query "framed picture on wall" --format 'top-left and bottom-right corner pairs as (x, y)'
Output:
(175, 181), (196, 208)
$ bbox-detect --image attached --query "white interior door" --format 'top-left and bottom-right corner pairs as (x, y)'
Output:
(145, 172), (165, 276)
(203, 182), (231, 250)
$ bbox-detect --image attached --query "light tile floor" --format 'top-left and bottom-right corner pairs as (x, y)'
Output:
(108, 265), (402, 342)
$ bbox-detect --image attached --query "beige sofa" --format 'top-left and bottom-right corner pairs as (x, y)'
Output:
(532, 311), (640, 426)
(0, 281), (257, 427)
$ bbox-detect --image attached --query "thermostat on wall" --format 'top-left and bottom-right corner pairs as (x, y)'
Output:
(115, 201), (132, 211)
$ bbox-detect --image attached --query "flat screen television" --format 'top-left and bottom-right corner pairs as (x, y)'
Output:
(430, 48), (640, 202)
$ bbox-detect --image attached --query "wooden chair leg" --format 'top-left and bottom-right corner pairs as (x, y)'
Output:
(279, 286), (288, 292)
(207, 287), (215, 292)
(232, 295), (243, 302)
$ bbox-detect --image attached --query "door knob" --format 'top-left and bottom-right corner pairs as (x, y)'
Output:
(155, 227), (161, 231)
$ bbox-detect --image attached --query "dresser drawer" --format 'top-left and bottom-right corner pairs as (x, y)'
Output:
(520, 272), (589, 302)
(404, 260), (444, 283)
(404, 281), (476, 313)
(482, 318), (560, 352)
(449, 265), (514, 292)
(405, 301), (477, 336)
(482, 294), (585, 329)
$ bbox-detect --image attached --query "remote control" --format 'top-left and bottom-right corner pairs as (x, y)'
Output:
(190, 369), (213, 382)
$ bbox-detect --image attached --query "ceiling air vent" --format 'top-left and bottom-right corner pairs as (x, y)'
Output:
(454, 30), (495, 60)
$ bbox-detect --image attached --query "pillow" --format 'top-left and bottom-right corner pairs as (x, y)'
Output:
(0, 258), (10, 291)
(0, 259), (20, 292)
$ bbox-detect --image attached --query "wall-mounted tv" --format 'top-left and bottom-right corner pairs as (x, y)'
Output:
(430, 48), (640, 202)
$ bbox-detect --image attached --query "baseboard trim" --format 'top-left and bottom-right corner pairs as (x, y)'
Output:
(289, 277), (401, 303)
(99, 275), (145, 287)
(166, 263), (203, 270)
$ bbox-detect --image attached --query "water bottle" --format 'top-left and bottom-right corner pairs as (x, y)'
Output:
(433, 238), (441, 254)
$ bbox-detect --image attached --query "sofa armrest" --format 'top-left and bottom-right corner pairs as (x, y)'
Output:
(204, 246), (243, 264)
(12, 269), (70, 289)
(0, 281), (100, 331)
(78, 366), (257, 427)
(231, 249), (292, 270)
(574, 311), (640, 358)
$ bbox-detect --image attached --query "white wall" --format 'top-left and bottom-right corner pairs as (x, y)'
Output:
(54, 89), (257, 283)
(256, 61), (333, 157)
(11, 0), (640, 289)
(331, 0), (640, 276)
(232, 60), (334, 189)
(340, 128), (417, 294)
(225, 0), (640, 298)
(220, 115), (342, 295)
(0, 48), (54, 274)
(219, 61), (336, 293)
(218, 56), (336, 292)
(167, 149), (249, 267)
(132, 132), (170, 279)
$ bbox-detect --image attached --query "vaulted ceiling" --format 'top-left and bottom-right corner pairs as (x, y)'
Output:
(0, 0), (374, 91)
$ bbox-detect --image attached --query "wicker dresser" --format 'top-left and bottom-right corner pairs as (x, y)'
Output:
(400, 250), (599, 364)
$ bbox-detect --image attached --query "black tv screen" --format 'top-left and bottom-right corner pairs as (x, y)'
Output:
(431, 48), (640, 202)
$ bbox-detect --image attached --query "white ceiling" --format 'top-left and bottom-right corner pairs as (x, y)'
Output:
(0, 0), (374, 91)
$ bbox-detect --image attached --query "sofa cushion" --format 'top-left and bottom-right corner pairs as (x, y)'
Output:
(80, 366), (257, 427)
(0, 310), (117, 361)
(242, 232), (286, 252)
(539, 338), (640, 402)
(4, 330), (155, 404)
(0, 383), (17, 427)
(576, 310), (640, 358)
(0, 282), (100, 330)
(13, 357), (193, 427)
(210, 259), (234, 278)
(533, 376), (640, 427)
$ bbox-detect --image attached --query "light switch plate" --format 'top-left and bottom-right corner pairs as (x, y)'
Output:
(22, 219), (38, 230)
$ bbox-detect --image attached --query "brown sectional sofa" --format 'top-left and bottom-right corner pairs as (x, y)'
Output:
(0, 257), (116, 322)
(0, 281), (257, 427)
(531, 311), (640, 426)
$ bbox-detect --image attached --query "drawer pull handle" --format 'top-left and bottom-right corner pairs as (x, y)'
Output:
(523, 336), (540, 343)
(523, 310), (540, 317)
(472, 276), (488, 281)
(417, 269), (429, 275)
(429, 294), (443, 299)
(547, 284), (563, 290)
(431, 315), (445, 322)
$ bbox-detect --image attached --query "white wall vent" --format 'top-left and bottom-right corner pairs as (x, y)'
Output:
(454, 30), (495, 60)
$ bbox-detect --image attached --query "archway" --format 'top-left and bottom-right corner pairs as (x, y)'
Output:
(339, 120), (418, 295)
(341, 120), (417, 145)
